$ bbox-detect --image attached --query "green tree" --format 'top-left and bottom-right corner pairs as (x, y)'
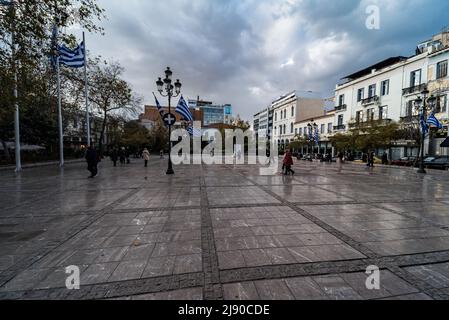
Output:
(120, 121), (150, 153)
(83, 60), (142, 154)
(149, 120), (169, 153)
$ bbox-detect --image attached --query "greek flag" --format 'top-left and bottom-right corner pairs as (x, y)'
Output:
(314, 128), (320, 145)
(427, 113), (443, 129)
(420, 112), (429, 135)
(58, 42), (85, 68)
(187, 126), (202, 137)
(152, 93), (165, 118)
(308, 126), (313, 141)
(176, 96), (194, 122)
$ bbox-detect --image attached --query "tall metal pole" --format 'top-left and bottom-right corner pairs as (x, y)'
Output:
(418, 103), (427, 174)
(12, 36), (21, 172)
(5, 0), (22, 172)
(167, 92), (174, 175)
(83, 32), (91, 147)
(55, 24), (64, 168)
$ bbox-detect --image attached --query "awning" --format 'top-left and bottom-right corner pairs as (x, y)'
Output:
(441, 137), (449, 148)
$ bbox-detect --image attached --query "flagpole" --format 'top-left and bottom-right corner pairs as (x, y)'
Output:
(55, 24), (64, 167)
(83, 32), (91, 147)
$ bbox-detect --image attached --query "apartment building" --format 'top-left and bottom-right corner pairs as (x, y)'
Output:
(271, 91), (325, 149)
(334, 32), (449, 158)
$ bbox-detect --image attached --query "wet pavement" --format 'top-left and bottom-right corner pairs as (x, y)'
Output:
(1, 158), (449, 300)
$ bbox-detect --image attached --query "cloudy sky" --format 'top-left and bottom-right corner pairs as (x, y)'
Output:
(82, 0), (449, 120)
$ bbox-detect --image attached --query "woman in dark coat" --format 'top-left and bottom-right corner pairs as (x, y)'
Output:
(283, 149), (295, 175)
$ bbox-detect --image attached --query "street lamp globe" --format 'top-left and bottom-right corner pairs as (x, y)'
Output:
(165, 67), (173, 80)
(174, 79), (182, 94)
(156, 77), (164, 93)
(427, 95), (437, 110)
(414, 97), (423, 110)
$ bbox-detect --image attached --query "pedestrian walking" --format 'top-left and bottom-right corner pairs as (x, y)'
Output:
(85, 146), (100, 178)
(119, 147), (126, 166)
(283, 149), (295, 175)
(367, 151), (375, 168)
(382, 152), (388, 165)
(160, 150), (164, 159)
(142, 148), (150, 167)
(110, 148), (118, 167)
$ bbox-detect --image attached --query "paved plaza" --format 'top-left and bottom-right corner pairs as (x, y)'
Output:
(1, 158), (449, 300)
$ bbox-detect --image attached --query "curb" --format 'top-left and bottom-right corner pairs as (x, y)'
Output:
(0, 159), (85, 172)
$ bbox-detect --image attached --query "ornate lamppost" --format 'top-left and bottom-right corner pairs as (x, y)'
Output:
(307, 120), (318, 157)
(414, 89), (437, 174)
(156, 67), (182, 175)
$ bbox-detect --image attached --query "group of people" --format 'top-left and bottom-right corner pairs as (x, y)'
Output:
(84, 146), (157, 179)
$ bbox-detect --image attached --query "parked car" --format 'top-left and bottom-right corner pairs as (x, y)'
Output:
(424, 156), (449, 170)
(391, 157), (416, 167)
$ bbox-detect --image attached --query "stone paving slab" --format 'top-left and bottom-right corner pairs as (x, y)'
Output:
(1, 159), (449, 300)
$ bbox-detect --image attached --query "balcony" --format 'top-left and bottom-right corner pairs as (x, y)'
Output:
(402, 84), (427, 96)
(334, 104), (347, 112)
(361, 96), (379, 106)
(333, 125), (346, 131)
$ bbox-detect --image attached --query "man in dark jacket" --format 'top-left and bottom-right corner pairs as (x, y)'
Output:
(86, 146), (99, 178)
(110, 148), (118, 167)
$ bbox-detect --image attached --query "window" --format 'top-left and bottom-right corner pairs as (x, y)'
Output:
(357, 88), (365, 102)
(338, 94), (345, 106)
(284, 110), (287, 119)
(303, 127), (307, 136)
(410, 69), (422, 87)
(437, 60), (448, 79)
(291, 123), (294, 134)
(436, 95), (447, 113)
(291, 106), (295, 117)
(368, 84), (377, 98)
(275, 126), (277, 135)
(379, 106), (388, 120)
(381, 80), (390, 96)
(275, 113), (277, 121)
(405, 101), (414, 117)
(283, 124), (286, 135)
(328, 123), (333, 133)
(338, 115), (344, 126)
(367, 108), (375, 121)
(295, 128), (298, 135)
(356, 111), (363, 123)
(299, 128), (303, 136)
(321, 124), (325, 134)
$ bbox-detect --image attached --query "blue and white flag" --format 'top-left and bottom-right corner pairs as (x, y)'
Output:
(308, 126), (313, 141)
(176, 96), (194, 122)
(187, 126), (202, 137)
(420, 112), (429, 135)
(314, 128), (320, 145)
(57, 42), (85, 68)
(152, 92), (165, 119)
(427, 113), (443, 129)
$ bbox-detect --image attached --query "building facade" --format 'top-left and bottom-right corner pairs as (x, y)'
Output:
(271, 91), (325, 149)
(334, 32), (449, 159)
(188, 98), (233, 126)
(294, 111), (336, 155)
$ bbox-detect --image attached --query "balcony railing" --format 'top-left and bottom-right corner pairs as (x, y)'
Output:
(361, 96), (379, 105)
(333, 125), (346, 131)
(335, 104), (347, 112)
(402, 84), (427, 96)
(350, 118), (392, 128)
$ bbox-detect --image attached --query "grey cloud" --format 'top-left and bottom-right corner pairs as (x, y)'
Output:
(84, 0), (449, 119)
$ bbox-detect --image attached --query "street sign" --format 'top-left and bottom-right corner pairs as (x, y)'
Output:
(163, 113), (176, 126)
